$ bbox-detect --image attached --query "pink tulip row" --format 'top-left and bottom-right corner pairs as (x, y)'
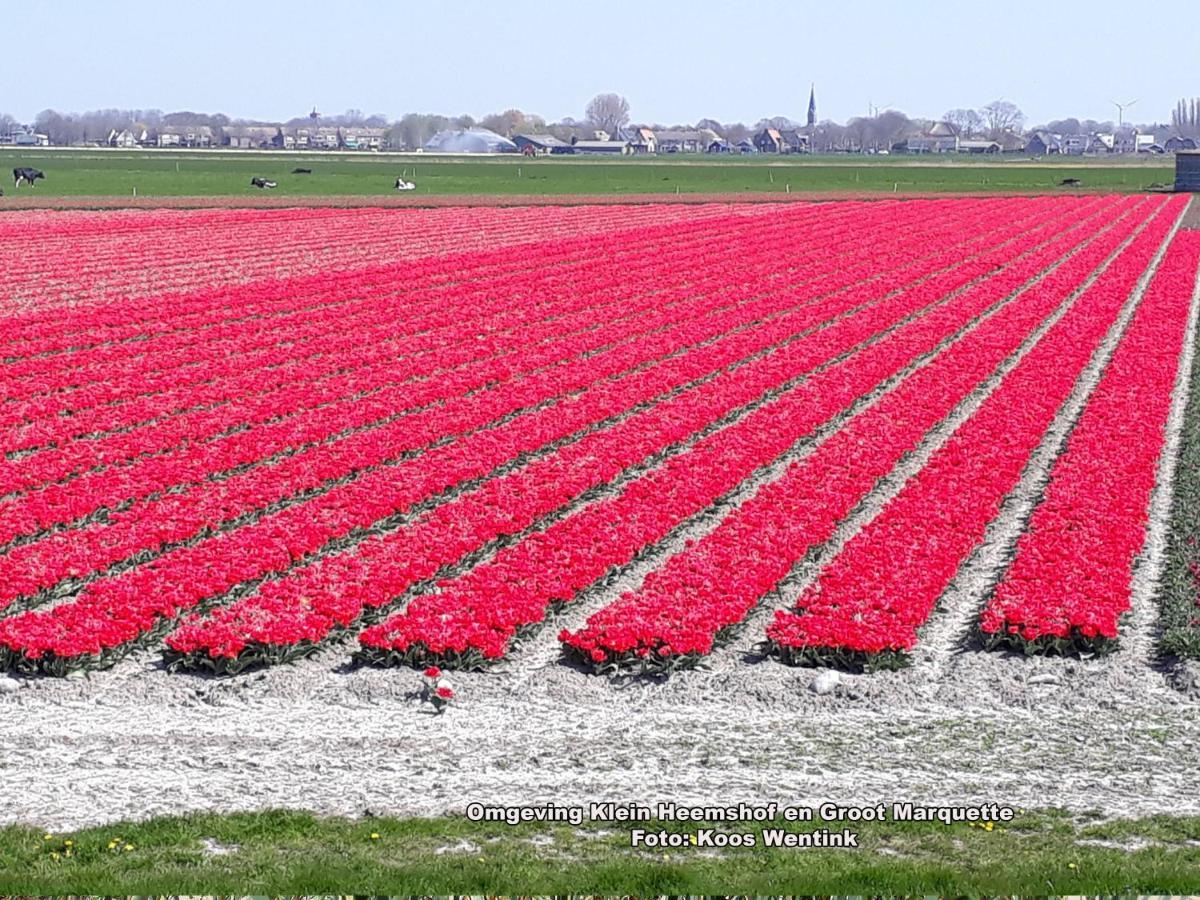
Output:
(0, 200), (1065, 672)
(0, 200), (1012, 561)
(1, 208), (773, 412)
(0, 200), (964, 555)
(162, 196), (1087, 669)
(766, 193), (1189, 667)
(557, 194), (1164, 670)
(979, 230), (1200, 652)
(357, 197), (1134, 669)
(0, 221), (863, 544)
(2, 206), (828, 479)
(1, 203), (737, 319)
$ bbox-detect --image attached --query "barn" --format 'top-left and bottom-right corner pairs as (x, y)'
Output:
(1176, 151), (1200, 192)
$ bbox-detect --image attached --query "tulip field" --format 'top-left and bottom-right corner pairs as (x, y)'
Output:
(2, 194), (1199, 679)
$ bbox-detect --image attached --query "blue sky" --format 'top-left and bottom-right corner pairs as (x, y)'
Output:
(1, 0), (1190, 126)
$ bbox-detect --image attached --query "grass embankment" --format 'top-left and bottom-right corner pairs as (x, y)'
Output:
(0, 148), (1175, 198)
(3, 808), (1200, 892)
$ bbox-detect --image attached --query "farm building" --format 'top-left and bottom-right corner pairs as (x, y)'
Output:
(907, 122), (960, 153)
(1167, 136), (1199, 153)
(11, 131), (51, 147)
(424, 128), (518, 153)
(1177, 151), (1200, 191)
(959, 139), (1002, 154)
(513, 134), (570, 155)
(566, 139), (630, 155)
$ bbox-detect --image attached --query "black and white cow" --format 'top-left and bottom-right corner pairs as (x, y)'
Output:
(13, 167), (44, 188)
(395, 177), (415, 191)
(250, 177), (277, 189)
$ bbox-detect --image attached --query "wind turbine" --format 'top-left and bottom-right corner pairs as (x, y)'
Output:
(868, 100), (894, 118)
(1111, 98), (1137, 128)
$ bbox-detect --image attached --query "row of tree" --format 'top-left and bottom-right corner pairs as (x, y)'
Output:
(1173, 99), (1200, 138)
(4, 93), (1190, 150)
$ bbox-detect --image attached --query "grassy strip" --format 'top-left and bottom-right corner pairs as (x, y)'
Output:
(3, 808), (1200, 892)
(1159, 273), (1200, 658)
(0, 149), (1174, 197)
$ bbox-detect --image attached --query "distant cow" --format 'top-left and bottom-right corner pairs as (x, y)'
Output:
(13, 167), (43, 188)
(291, 167), (312, 174)
(395, 177), (415, 191)
(1059, 177), (1082, 187)
(250, 177), (277, 189)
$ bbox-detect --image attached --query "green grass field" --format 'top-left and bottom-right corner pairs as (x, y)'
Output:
(3, 808), (1200, 893)
(0, 148), (1176, 198)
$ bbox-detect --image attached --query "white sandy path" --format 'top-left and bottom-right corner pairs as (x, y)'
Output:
(0, 650), (1198, 831)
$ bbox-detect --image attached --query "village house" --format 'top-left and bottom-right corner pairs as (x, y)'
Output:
(340, 126), (387, 150)
(224, 125), (283, 149)
(753, 128), (783, 153)
(157, 125), (215, 148)
(107, 127), (149, 148)
(625, 127), (657, 154)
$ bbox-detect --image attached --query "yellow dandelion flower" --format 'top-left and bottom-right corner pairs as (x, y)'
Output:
(107, 840), (117, 850)
(63, 839), (73, 846)
(984, 822), (994, 831)
(124, 844), (134, 851)
(50, 852), (60, 860)
(1068, 862), (1077, 869)
(370, 832), (380, 840)
(42, 833), (53, 841)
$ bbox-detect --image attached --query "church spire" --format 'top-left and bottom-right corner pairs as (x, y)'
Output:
(807, 84), (817, 128)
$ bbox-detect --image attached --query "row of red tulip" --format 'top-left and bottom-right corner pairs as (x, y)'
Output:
(1, 208), (820, 482)
(0, 200), (1062, 671)
(358, 198), (1127, 669)
(767, 194), (1188, 666)
(1, 208), (773, 414)
(162, 197), (1074, 668)
(0, 200), (1005, 577)
(561, 195), (1162, 671)
(0, 217), (854, 546)
(979, 230), (1200, 651)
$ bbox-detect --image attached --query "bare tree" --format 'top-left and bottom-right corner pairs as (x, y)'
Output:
(723, 122), (750, 143)
(390, 113), (450, 150)
(585, 93), (631, 135)
(943, 108), (983, 137)
(1173, 98), (1199, 137)
(980, 100), (1025, 139)
(480, 108), (540, 136)
(0, 112), (18, 135)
